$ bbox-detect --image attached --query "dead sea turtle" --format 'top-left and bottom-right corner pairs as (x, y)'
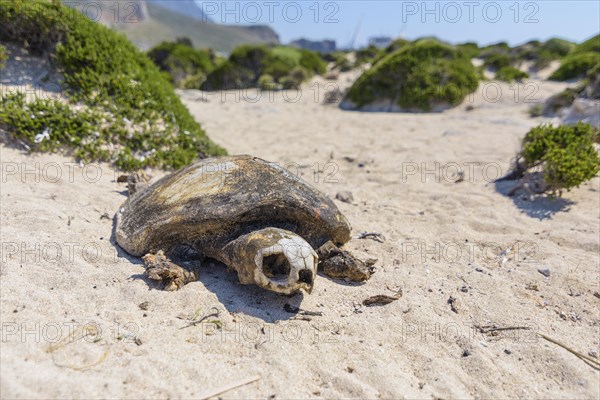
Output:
(115, 155), (372, 294)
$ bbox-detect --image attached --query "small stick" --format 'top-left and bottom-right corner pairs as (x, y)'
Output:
(474, 325), (600, 370)
(356, 232), (385, 243)
(180, 307), (220, 329)
(475, 325), (531, 334)
(537, 333), (600, 371)
(198, 375), (261, 400)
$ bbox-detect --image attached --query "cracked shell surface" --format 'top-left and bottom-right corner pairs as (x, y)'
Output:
(115, 155), (351, 258)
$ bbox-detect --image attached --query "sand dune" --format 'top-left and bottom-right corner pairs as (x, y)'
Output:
(1, 76), (599, 398)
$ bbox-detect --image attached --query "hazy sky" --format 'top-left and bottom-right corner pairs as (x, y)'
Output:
(196, 0), (600, 47)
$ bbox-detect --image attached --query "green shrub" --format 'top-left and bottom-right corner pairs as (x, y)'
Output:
(456, 42), (480, 59)
(279, 67), (309, 89)
(355, 45), (383, 66)
(512, 40), (542, 61)
(298, 49), (326, 75)
(181, 72), (208, 89)
(371, 38), (411, 65)
(258, 74), (278, 90)
(545, 87), (580, 113)
(326, 51), (352, 71)
(147, 40), (215, 88)
(483, 52), (514, 70)
(528, 104), (544, 117)
(549, 52), (600, 81)
(542, 38), (576, 58)
(263, 49), (298, 80)
(520, 123), (599, 194)
(203, 44), (323, 90)
(570, 34), (600, 55)
(495, 66), (529, 82)
(0, 45), (6, 69)
(202, 60), (253, 90)
(229, 44), (270, 75)
(345, 40), (479, 111)
(548, 35), (600, 81)
(0, 0), (224, 170)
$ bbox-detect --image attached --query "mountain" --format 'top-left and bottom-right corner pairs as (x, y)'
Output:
(152, 0), (212, 22)
(61, 0), (279, 52)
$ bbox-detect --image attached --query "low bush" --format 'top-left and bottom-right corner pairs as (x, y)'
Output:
(0, 0), (224, 170)
(258, 74), (278, 90)
(456, 42), (480, 59)
(483, 52), (514, 70)
(370, 38), (411, 66)
(344, 40), (479, 111)
(570, 34), (600, 55)
(549, 34), (600, 81)
(325, 51), (352, 72)
(495, 66), (529, 82)
(203, 44), (325, 90)
(549, 52), (600, 81)
(518, 123), (599, 194)
(355, 45), (382, 66)
(0, 44), (6, 69)
(541, 38), (576, 58)
(147, 39), (216, 88)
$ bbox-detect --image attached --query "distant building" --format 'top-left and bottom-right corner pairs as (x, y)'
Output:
(290, 39), (336, 53)
(368, 36), (393, 48)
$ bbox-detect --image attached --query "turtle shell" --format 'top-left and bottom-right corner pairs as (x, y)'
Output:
(115, 155), (351, 258)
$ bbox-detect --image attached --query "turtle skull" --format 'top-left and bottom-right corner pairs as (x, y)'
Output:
(222, 228), (318, 294)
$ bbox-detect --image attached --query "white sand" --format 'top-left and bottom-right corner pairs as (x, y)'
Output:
(1, 76), (599, 399)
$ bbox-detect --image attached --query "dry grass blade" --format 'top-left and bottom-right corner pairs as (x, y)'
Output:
(537, 333), (600, 371)
(475, 325), (531, 334)
(180, 306), (220, 329)
(197, 375), (261, 400)
(47, 325), (110, 371)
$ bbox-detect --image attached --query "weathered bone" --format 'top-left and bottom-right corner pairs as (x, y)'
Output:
(221, 228), (317, 294)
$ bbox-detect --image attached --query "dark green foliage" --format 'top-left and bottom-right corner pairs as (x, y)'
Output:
(298, 49), (327, 75)
(495, 66), (529, 82)
(324, 51), (352, 72)
(483, 52), (514, 70)
(456, 42), (480, 59)
(147, 39), (216, 88)
(549, 34), (600, 81)
(0, 0), (225, 170)
(570, 34), (600, 55)
(520, 123), (599, 193)
(528, 104), (544, 117)
(549, 52), (600, 81)
(229, 44), (270, 76)
(479, 42), (519, 70)
(545, 88), (579, 113)
(202, 60), (254, 90)
(355, 45), (383, 66)
(541, 38), (576, 57)
(279, 67), (309, 89)
(345, 40), (479, 111)
(258, 74), (278, 90)
(480, 38), (576, 71)
(203, 45), (325, 90)
(371, 38), (411, 65)
(0, 44), (6, 69)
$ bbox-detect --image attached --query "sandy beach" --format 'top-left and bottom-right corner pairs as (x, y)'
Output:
(1, 74), (599, 398)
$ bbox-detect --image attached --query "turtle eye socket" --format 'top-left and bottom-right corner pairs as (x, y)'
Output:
(298, 269), (313, 285)
(262, 253), (291, 282)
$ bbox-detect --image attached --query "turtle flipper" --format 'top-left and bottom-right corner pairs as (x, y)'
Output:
(316, 241), (374, 282)
(142, 250), (201, 291)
